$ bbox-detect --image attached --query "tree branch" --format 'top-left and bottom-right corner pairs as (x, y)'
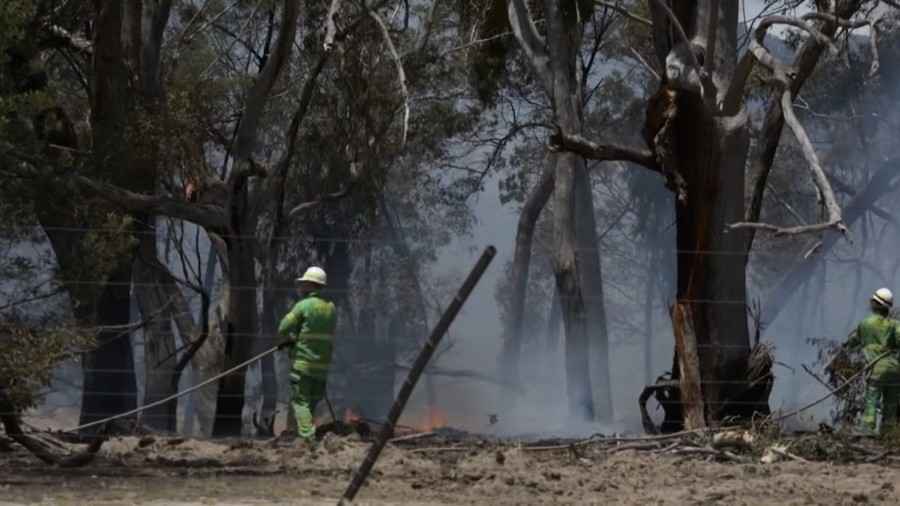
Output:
(549, 131), (660, 172)
(802, 12), (882, 76)
(287, 186), (354, 218)
(726, 13), (840, 114)
(729, 90), (847, 238)
(369, 8), (410, 148)
(73, 175), (229, 231)
(507, 0), (551, 88)
(232, 0), (300, 162)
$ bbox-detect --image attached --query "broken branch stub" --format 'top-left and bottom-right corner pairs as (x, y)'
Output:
(339, 246), (496, 505)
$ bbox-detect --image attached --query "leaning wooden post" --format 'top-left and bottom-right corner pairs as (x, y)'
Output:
(339, 246), (496, 505)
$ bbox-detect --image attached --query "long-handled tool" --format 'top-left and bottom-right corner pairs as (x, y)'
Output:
(68, 344), (286, 434)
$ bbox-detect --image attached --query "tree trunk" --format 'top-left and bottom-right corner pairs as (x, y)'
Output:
(544, 0), (599, 421)
(644, 249), (658, 385)
(257, 276), (284, 436)
(574, 161), (613, 420)
(133, 231), (178, 432)
(78, 263), (138, 430)
(78, 0), (138, 431)
(670, 98), (754, 425)
(499, 157), (554, 390)
(212, 234), (258, 436)
(554, 152), (594, 420)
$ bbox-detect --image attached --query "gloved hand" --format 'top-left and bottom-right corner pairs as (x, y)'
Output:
(277, 337), (295, 350)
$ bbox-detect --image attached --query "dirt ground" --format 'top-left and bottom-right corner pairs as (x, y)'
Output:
(2, 431), (900, 505)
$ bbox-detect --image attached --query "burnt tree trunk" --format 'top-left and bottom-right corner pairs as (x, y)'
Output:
(78, 0), (139, 430)
(79, 264), (137, 429)
(669, 98), (753, 425)
(212, 221), (259, 436)
(646, 2), (763, 428)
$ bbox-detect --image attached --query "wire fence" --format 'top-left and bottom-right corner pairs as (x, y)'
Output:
(1, 228), (892, 438)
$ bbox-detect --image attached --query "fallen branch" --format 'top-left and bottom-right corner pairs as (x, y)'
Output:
(773, 351), (891, 423)
(340, 247), (496, 504)
(1, 391), (105, 467)
(522, 426), (738, 452)
(607, 441), (663, 453)
(388, 431), (436, 444)
(407, 446), (471, 454)
(773, 446), (808, 463)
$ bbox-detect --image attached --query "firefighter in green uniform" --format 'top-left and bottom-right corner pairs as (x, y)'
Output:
(278, 266), (337, 440)
(846, 288), (900, 434)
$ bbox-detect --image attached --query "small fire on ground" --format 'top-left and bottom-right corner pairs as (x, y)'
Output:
(341, 405), (451, 432)
(413, 405), (448, 432)
(343, 408), (362, 424)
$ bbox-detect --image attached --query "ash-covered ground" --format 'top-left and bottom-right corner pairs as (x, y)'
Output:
(2, 427), (900, 505)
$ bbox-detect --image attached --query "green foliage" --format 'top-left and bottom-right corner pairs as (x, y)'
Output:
(0, 0), (34, 63)
(0, 319), (93, 412)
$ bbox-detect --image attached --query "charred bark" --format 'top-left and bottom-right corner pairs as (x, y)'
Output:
(667, 98), (755, 426)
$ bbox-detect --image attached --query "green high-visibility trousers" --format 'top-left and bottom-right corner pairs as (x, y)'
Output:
(861, 370), (900, 433)
(291, 373), (327, 440)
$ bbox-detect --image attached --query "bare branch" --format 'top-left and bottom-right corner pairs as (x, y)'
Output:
(232, 0), (300, 161)
(729, 90), (847, 238)
(287, 187), (352, 218)
(507, 0), (551, 87)
(550, 131), (659, 172)
(630, 47), (661, 81)
(369, 9), (410, 148)
(726, 13), (838, 113)
(802, 12), (882, 76)
(779, 90), (845, 230)
(73, 175), (229, 231)
(594, 1), (652, 27)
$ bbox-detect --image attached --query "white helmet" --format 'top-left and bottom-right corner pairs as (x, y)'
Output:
(872, 288), (893, 308)
(297, 266), (327, 286)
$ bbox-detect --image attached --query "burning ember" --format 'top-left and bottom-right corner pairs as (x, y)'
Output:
(344, 408), (362, 425)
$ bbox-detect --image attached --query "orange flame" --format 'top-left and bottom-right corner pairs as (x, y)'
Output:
(417, 405), (448, 432)
(344, 408), (362, 424)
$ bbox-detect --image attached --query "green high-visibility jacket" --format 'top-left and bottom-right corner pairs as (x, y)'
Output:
(278, 292), (337, 380)
(847, 313), (900, 378)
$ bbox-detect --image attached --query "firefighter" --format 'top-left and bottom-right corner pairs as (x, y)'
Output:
(846, 288), (900, 434)
(278, 266), (337, 440)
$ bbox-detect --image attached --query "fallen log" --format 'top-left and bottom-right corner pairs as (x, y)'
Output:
(1, 391), (105, 467)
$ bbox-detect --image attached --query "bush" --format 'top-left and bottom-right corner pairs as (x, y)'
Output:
(0, 318), (92, 414)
